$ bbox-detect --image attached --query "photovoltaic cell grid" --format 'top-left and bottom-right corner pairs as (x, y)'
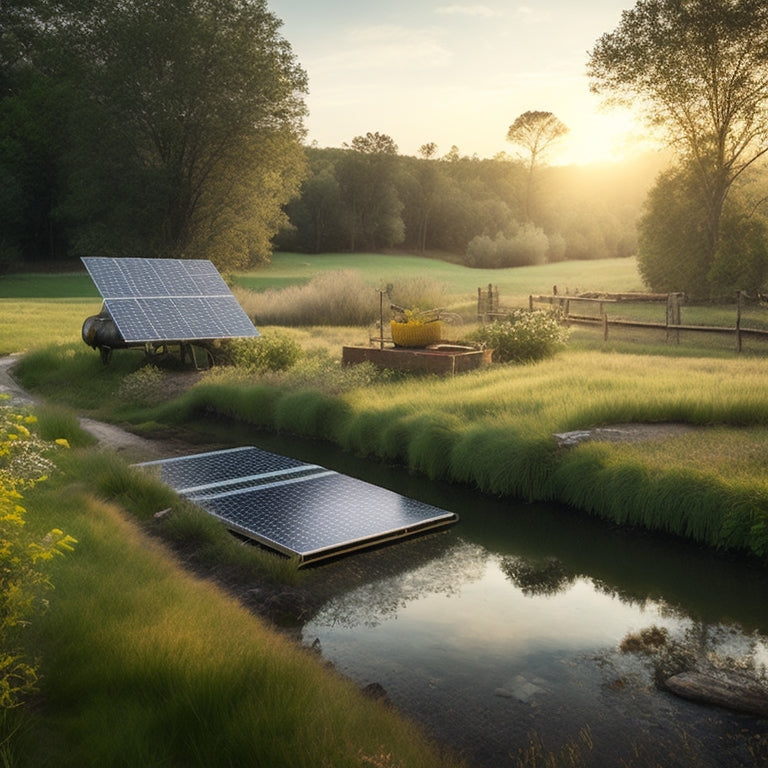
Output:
(136, 447), (458, 564)
(81, 257), (258, 343)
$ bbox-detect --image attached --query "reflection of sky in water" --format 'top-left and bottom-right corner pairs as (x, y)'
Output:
(306, 544), (687, 657)
(303, 541), (768, 767)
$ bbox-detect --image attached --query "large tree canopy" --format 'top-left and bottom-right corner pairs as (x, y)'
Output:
(588, 0), (768, 294)
(1, 0), (308, 269)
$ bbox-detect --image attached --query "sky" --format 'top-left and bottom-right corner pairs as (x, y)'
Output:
(267, 0), (650, 165)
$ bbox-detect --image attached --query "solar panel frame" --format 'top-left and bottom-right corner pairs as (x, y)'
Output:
(137, 447), (458, 564)
(82, 257), (258, 343)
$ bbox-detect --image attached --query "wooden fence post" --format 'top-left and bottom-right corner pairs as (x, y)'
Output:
(666, 293), (681, 344)
(736, 290), (743, 353)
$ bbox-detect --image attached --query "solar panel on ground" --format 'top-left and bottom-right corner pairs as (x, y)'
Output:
(81, 257), (258, 343)
(136, 447), (458, 564)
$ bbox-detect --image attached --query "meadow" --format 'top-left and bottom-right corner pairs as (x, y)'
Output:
(4, 254), (768, 560)
(3, 253), (768, 766)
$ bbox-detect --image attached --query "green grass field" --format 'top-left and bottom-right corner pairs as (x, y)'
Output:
(234, 252), (646, 301)
(5, 254), (768, 558)
(4, 252), (768, 767)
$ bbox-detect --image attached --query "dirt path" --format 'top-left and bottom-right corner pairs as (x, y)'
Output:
(0, 354), (189, 461)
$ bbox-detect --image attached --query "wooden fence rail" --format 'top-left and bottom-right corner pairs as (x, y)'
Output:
(476, 286), (768, 353)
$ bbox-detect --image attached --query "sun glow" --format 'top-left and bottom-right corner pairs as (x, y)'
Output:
(553, 108), (648, 166)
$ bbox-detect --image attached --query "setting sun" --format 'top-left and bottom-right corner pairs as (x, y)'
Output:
(553, 107), (649, 166)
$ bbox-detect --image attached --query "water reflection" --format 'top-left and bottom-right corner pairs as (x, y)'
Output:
(221, 430), (768, 765)
(304, 545), (768, 767)
(500, 555), (575, 596)
(312, 541), (487, 629)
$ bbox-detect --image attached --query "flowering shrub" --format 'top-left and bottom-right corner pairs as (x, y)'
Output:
(474, 309), (569, 363)
(0, 399), (76, 708)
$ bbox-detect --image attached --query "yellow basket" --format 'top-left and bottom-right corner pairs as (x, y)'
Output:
(390, 320), (443, 347)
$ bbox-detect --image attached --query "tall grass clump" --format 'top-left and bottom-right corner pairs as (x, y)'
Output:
(236, 270), (379, 326)
(27, 402), (95, 449)
(234, 270), (452, 327)
(273, 388), (350, 439)
(386, 275), (450, 313)
(164, 380), (285, 429)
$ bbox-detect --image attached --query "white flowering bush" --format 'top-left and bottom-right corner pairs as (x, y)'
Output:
(474, 309), (569, 363)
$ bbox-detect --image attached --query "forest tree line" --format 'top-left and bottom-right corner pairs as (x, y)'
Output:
(275, 135), (662, 268)
(0, 0), (308, 273)
(4, 0), (768, 303)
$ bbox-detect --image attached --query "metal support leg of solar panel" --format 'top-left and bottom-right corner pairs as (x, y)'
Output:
(136, 446), (458, 565)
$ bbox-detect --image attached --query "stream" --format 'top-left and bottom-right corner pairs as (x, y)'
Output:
(261, 437), (768, 768)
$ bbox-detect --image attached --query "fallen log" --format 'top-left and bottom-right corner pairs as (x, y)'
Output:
(665, 671), (768, 719)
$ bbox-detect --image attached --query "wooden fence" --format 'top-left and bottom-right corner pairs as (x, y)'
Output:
(478, 284), (768, 353)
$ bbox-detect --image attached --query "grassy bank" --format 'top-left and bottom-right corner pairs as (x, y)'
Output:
(8, 421), (462, 768)
(157, 353), (768, 559)
(12, 341), (768, 561)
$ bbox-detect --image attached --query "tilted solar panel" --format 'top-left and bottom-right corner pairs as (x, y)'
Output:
(81, 257), (258, 343)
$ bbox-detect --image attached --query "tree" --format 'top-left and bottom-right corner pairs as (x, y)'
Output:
(3, 0), (308, 269)
(402, 144), (443, 253)
(337, 132), (404, 251)
(588, 0), (768, 291)
(637, 163), (712, 296)
(506, 111), (569, 222)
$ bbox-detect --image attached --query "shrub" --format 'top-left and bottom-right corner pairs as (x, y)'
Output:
(466, 225), (549, 268)
(116, 365), (167, 405)
(0, 403), (76, 708)
(473, 309), (568, 363)
(235, 271), (452, 328)
(221, 333), (303, 372)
